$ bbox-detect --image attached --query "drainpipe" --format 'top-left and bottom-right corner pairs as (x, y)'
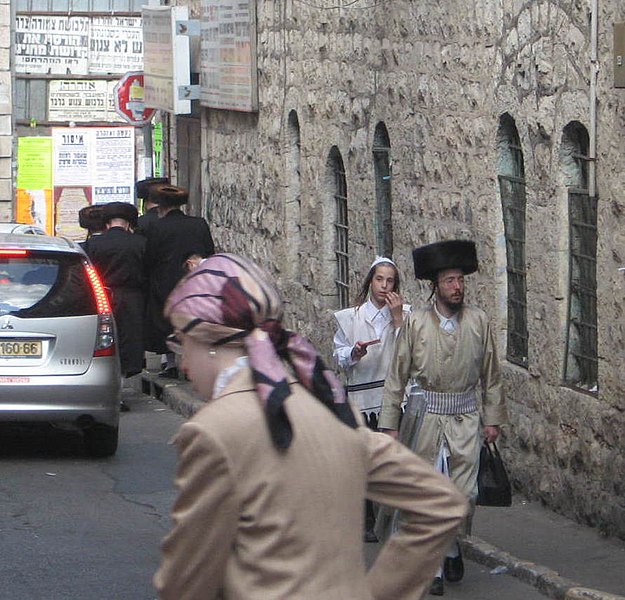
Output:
(589, 0), (598, 198)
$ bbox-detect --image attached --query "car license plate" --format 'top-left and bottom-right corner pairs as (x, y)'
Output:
(0, 340), (42, 358)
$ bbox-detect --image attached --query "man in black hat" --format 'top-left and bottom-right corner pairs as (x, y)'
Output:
(84, 202), (146, 409)
(78, 205), (105, 250)
(144, 184), (215, 378)
(378, 240), (507, 596)
(134, 177), (169, 237)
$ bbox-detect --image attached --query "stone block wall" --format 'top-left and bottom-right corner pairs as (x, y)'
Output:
(0, 0), (12, 219)
(197, 0), (625, 538)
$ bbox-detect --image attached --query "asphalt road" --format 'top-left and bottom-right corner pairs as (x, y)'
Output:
(0, 385), (547, 600)
(0, 388), (183, 600)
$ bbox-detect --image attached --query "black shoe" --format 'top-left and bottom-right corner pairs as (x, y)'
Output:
(363, 530), (379, 543)
(120, 400), (131, 412)
(158, 367), (179, 379)
(444, 552), (464, 582)
(429, 577), (444, 596)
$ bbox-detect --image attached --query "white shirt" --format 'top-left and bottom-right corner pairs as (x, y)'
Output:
(433, 302), (459, 334)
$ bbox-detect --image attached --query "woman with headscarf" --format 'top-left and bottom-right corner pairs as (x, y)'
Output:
(154, 253), (467, 600)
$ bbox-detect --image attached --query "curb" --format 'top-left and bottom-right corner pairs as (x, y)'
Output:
(145, 373), (625, 600)
(461, 536), (625, 600)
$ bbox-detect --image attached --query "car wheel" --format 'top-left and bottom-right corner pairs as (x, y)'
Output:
(83, 424), (119, 457)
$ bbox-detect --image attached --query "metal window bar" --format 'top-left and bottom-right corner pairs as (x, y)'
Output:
(373, 147), (393, 258)
(564, 190), (598, 390)
(334, 161), (349, 309)
(499, 175), (528, 366)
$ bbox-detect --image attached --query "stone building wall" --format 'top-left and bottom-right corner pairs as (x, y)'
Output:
(197, 0), (625, 537)
(0, 0), (12, 220)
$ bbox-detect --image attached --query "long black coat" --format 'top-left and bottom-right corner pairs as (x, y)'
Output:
(84, 226), (146, 377)
(135, 206), (159, 237)
(144, 210), (215, 353)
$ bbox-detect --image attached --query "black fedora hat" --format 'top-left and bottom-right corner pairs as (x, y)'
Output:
(102, 201), (139, 228)
(78, 205), (105, 231)
(412, 240), (478, 280)
(149, 184), (189, 207)
(135, 177), (169, 200)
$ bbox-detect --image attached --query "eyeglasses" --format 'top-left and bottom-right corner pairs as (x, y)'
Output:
(166, 333), (183, 354)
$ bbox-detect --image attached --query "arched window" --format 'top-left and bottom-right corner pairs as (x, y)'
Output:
(285, 110), (302, 280)
(497, 113), (528, 367)
(561, 122), (597, 391)
(373, 122), (393, 258)
(328, 146), (349, 309)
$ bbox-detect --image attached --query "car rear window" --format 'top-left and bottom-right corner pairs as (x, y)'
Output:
(0, 252), (97, 317)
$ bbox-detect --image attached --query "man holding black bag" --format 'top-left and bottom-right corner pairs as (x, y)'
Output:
(378, 240), (508, 596)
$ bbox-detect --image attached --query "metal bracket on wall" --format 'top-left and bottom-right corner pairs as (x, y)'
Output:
(176, 20), (200, 37)
(178, 85), (200, 100)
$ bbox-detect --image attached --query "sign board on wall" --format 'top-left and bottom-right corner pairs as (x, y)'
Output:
(200, 0), (258, 112)
(16, 137), (54, 235)
(48, 80), (125, 122)
(15, 15), (90, 75)
(89, 16), (143, 74)
(15, 15), (143, 75)
(142, 6), (191, 114)
(52, 127), (135, 238)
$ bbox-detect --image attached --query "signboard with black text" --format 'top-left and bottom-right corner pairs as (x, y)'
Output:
(48, 80), (124, 122)
(200, 0), (258, 112)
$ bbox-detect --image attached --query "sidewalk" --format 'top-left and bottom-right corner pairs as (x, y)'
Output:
(142, 368), (625, 600)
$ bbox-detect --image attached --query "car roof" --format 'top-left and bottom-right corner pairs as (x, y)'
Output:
(0, 231), (84, 254)
(0, 223), (47, 235)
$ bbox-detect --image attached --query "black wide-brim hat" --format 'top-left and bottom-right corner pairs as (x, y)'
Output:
(78, 205), (105, 231)
(135, 177), (169, 200)
(412, 240), (478, 280)
(102, 201), (139, 228)
(149, 183), (189, 207)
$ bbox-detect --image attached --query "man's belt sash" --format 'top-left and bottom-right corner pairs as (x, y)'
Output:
(346, 379), (385, 392)
(424, 389), (477, 415)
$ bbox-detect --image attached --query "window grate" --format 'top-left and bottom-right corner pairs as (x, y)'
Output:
(499, 174), (528, 367)
(564, 190), (598, 391)
(333, 154), (349, 309)
(373, 124), (393, 258)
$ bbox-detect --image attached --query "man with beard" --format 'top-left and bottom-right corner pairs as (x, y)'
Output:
(378, 240), (507, 597)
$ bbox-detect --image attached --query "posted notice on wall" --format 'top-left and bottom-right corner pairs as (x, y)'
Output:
(49, 80), (125, 123)
(200, 0), (258, 112)
(15, 14), (143, 75)
(16, 137), (54, 235)
(52, 127), (135, 238)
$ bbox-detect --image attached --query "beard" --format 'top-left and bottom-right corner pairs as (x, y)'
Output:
(438, 293), (464, 314)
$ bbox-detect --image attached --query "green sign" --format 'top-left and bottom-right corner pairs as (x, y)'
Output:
(153, 122), (163, 178)
(17, 137), (53, 189)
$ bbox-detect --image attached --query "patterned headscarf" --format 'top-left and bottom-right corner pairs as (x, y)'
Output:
(165, 253), (357, 450)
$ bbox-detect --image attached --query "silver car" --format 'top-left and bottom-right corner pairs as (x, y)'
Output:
(0, 222), (47, 235)
(0, 232), (121, 456)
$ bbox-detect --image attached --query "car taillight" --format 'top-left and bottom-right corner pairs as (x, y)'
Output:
(83, 262), (116, 357)
(0, 249), (28, 256)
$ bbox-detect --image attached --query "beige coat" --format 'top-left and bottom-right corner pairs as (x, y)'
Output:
(154, 367), (467, 600)
(379, 304), (507, 521)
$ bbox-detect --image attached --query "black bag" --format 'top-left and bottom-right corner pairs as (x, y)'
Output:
(476, 441), (512, 507)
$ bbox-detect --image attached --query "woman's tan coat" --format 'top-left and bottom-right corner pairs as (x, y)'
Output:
(154, 368), (467, 600)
